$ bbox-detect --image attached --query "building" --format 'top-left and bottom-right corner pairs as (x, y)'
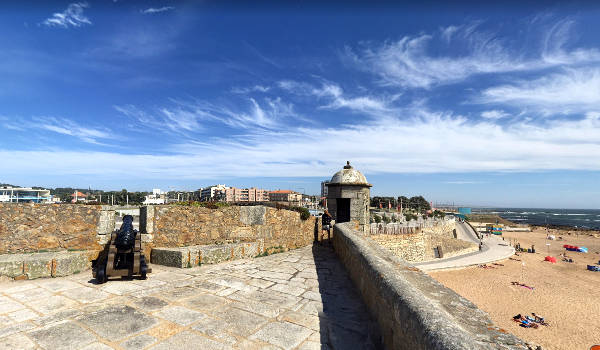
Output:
(143, 189), (167, 205)
(326, 161), (372, 233)
(200, 185), (228, 201)
(0, 187), (52, 203)
(320, 181), (330, 198)
(225, 187), (269, 202)
(70, 191), (88, 203)
(458, 207), (472, 215)
(269, 190), (302, 205)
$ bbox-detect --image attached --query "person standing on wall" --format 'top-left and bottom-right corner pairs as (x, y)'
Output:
(321, 209), (333, 245)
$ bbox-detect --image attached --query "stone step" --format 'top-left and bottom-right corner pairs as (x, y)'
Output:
(0, 251), (90, 280)
(151, 241), (264, 268)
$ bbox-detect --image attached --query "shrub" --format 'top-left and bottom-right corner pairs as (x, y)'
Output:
(383, 215), (391, 224)
(374, 214), (382, 223)
(291, 206), (310, 221)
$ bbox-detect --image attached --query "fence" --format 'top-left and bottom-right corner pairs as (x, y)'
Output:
(369, 217), (455, 235)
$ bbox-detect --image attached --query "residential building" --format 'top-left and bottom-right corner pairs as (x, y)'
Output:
(200, 184), (228, 201)
(143, 189), (167, 205)
(269, 190), (302, 205)
(0, 187), (52, 203)
(225, 187), (269, 202)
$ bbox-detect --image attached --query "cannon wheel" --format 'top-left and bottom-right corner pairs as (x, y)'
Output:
(140, 256), (148, 280)
(96, 263), (107, 284)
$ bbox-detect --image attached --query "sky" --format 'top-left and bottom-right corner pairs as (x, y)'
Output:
(1, 1), (600, 208)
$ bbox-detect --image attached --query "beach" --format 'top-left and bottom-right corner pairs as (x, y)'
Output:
(429, 227), (600, 350)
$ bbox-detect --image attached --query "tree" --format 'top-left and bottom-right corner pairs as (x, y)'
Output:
(407, 196), (431, 212)
(397, 196), (408, 208)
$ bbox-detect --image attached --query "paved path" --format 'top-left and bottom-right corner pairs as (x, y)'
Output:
(0, 245), (381, 350)
(414, 223), (515, 272)
(454, 222), (480, 244)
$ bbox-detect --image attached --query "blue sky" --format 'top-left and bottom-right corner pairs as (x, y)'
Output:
(1, 1), (600, 208)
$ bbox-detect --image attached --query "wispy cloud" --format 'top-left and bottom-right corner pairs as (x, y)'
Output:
(5, 108), (600, 180)
(42, 2), (91, 28)
(35, 117), (112, 144)
(141, 6), (175, 14)
(278, 80), (391, 115)
(2, 116), (112, 145)
(115, 96), (301, 134)
(480, 110), (510, 120)
(231, 85), (271, 94)
(477, 68), (600, 114)
(347, 19), (600, 89)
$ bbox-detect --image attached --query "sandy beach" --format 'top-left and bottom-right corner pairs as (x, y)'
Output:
(429, 227), (600, 350)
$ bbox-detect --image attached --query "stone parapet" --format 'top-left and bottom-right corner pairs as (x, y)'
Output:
(333, 222), (526, 350)
(151, 241), (264, 268)
(0, 251), (90, 280)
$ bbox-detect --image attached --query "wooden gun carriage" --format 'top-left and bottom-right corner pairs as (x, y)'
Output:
(93, 229), (151, 284)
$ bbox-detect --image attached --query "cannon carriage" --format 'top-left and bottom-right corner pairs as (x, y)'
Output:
(92, 215), (151, 283)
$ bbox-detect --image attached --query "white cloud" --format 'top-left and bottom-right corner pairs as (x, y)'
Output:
(141, 6), (175, 14)
(478, 68), (600, 114)
(115, 97), (301, 133)
(480, 110), (510, 120)
(35, 117), (111, 144)
(1, 116), (111, 144)
(3, 110), (600, 181)
(42, 2), (91, 28)
(278, 80), (391, 115)
(348, 19), (600, 89)
(231, 85), (271, 94)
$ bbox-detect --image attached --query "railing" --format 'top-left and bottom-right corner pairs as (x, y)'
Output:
(369, 217), (454, 235)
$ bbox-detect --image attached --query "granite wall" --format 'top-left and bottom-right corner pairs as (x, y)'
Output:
(333, 222), (526, 350)
(0, 203), (319, 277)
(0, 203), (114, 254)
(145, 205), (319, 251)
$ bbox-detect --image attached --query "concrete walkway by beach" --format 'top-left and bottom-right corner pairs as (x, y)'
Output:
(414, 223), (515, 272)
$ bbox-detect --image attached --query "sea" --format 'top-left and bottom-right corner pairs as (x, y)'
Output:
(471, 208), (600, 230)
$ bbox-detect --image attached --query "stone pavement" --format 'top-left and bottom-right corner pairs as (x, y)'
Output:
(414, 232), (515, 271)
(0, 245), (381, 350)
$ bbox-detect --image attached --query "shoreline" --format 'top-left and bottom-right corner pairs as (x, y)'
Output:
(428, 228), (600, 350)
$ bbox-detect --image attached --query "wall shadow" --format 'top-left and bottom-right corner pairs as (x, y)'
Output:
(312, 242), (382, 349)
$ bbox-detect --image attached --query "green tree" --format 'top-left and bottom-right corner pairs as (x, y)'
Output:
(407, 196), (431, 212)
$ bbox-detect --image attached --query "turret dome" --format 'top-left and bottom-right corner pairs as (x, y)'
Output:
(329, 161), (371, 187)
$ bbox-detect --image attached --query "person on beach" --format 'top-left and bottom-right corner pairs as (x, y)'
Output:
(321, 210), (332, 244)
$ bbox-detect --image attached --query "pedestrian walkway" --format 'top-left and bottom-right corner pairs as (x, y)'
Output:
(0, 245), (381, 350)
(414, 226), (515, 272)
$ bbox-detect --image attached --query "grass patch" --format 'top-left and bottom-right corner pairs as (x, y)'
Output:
(255, 246), (286, 258)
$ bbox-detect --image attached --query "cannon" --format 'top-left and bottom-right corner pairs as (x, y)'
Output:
(92, 215), (151, 283)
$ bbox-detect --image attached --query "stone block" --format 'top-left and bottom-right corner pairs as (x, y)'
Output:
(250, 321), (312, 350)
(151, 241), (264, 268)
(76, 305), (158, 341)
(27, 321), (96, 350)
(52, 252), (89, 277)
(22, 254), (53, 279)
(240, 206), (266, 225)
(0, 255), (24, 278)
(152, 248), (186, 268)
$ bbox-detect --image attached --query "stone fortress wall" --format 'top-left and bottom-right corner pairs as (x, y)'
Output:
(0, 203), (319, 279)
(334, 222), (526, 349)
(370, 217), (478, 262)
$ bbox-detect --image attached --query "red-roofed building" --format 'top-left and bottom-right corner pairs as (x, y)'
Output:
(269, 190), (302, 204)
(70, 191), (87, 203)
